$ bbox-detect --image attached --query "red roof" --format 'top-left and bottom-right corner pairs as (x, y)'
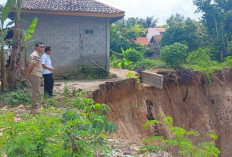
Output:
(154, 28), (166, 33)
(135, 37), (150, 45)
(153, 35), (162, 44)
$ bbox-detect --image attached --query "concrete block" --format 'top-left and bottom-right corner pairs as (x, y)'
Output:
(141, 71), (163, 89)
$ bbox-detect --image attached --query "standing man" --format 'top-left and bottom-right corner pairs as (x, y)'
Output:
(41, 46), (55, 97)
(25, 42), (44, 113)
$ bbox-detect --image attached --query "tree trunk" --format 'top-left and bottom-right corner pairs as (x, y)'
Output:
(7, 17), (25, 88)
(0, 46), (8, 91)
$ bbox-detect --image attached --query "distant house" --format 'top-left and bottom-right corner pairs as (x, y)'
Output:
(147, 27), (166, 41)
(10, 0), (124, 77)
(149, 35), (162, 58)
(134, 28), (166, 59)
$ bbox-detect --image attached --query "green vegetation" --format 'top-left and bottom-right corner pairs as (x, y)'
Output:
(161, 15), (200, 51)
(0, 89), (31, 106)
(141, 116), (220, 157)
(124, 48), (144, 62)
(160, 42), (189, 68)
(110, 48), (164, 70)
(0, 96), (117, 156)
(110, 2), (232, 81)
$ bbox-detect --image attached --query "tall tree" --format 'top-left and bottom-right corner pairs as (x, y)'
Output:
(194, 0), (232, 60)
(166, 13), (185, 28)
(110, 19), (147, 53)
(161, 17), (200, 51)
(137, 16), (158, 28)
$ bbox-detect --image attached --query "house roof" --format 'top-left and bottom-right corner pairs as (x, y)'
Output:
(154, 27), (166, 33)
(17, 0), (125, 19)
(152, 35), (162, 44)
(135, 37), (150, 46)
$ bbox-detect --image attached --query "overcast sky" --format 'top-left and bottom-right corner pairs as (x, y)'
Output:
(0, 0), (202, 25)
(97, 0), (202, 25)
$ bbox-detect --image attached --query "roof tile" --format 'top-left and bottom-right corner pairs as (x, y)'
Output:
(135, 37), (150, 46)
(21, 0), (124, 14)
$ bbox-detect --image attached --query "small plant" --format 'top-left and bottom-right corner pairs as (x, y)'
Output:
(1, 89), (31, 105)
(126, 72), (142, 90)
(141, 116), (220, 157)
(63, 83), (70, 96)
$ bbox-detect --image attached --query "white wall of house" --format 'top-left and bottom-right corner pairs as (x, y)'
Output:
(147, 28), (160, 41)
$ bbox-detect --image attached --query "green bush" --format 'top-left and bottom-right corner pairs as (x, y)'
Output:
(222, 56), (232, 67)
(124, 48), (143, 62)
(186, 48), (218, 67)
(160, 42), (189, 68)
(184, 48), (222, 81)
(1, 89), (31, 105)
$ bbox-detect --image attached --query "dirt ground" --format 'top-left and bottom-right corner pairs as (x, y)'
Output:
(52, 68), (136, 93)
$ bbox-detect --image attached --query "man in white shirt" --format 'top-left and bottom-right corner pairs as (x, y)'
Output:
(41, 46), (55, 97)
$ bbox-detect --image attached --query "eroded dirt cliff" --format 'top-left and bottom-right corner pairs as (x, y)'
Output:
(92, 68), (232, 157)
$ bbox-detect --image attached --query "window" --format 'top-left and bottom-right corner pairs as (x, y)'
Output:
(85, 29), (94, 35)
(85, 30), (89, 34)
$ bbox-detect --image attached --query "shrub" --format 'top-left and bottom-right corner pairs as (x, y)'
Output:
(184, 48), (222, 81)
(160, 42), (189, 68)
(222, 56), (232, 67)
(1, 89), (31, 105)
(124, 48), (143, 62)
(186, 48), (218, 67)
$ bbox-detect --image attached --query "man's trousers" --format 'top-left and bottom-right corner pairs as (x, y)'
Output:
(43, 73), (54, 97)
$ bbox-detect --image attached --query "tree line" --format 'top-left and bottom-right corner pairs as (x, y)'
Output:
(111, 0), (232, 63)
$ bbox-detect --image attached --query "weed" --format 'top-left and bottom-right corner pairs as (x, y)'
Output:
(141, 116), (220, 157)
(63, 83), (70, 96)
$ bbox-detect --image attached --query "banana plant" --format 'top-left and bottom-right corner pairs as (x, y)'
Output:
(23, 17), (38, 65)
(0, 0), (16, 91)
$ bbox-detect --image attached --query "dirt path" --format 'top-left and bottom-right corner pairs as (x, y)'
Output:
(53, 68), (135, 93)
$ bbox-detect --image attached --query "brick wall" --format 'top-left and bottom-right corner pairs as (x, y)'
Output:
(21, 13), (110, 76)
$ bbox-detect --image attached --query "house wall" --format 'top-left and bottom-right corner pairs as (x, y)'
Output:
(147, 28), (160, 41)
(20, 13), (110, 76)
